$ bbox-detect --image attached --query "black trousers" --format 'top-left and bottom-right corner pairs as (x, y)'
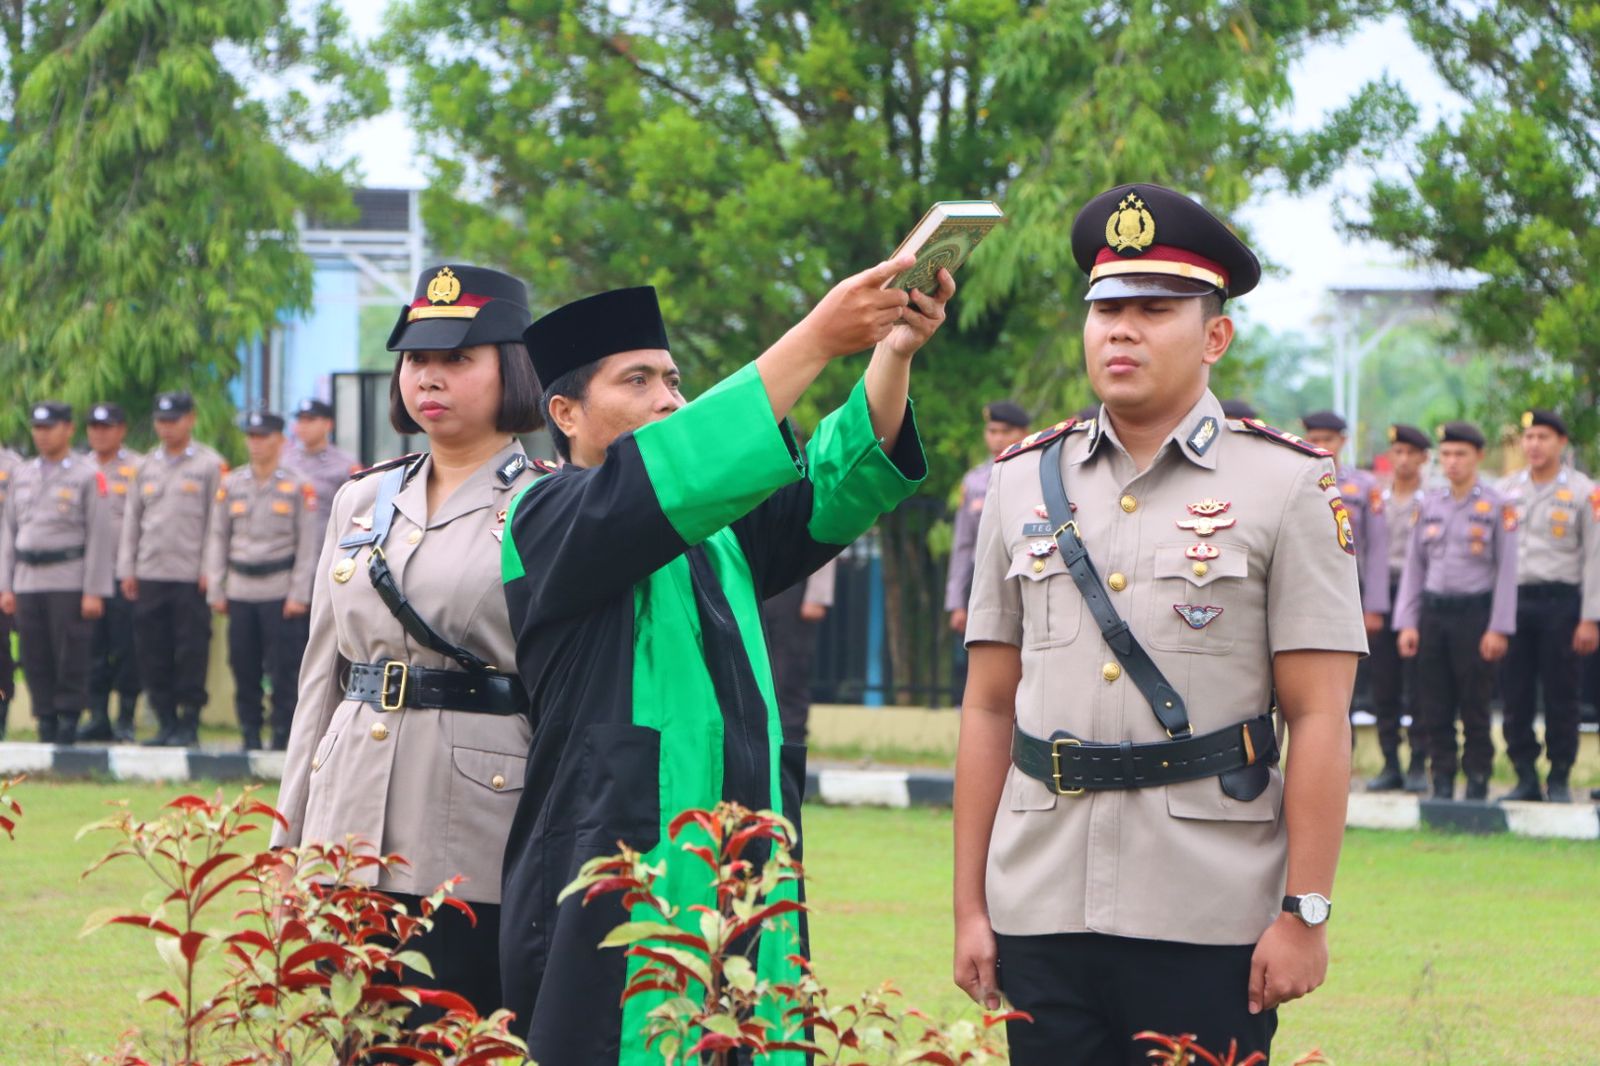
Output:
(16, 591), (94, 717)
(1369, 577), (1422, 761)
(384, 892), (503, 1022)
(996, 932), (1276, 1065)
(762, 581), (820, 745)
(1417, 595), (1495, 778)
(132, 580), (211, 711)
(1502, 583), (1582, 769)
(226, 598), (309, 744)
(88, 587), (141, 703)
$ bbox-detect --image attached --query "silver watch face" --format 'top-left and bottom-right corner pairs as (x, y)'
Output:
(1298, 893), (1331, 925)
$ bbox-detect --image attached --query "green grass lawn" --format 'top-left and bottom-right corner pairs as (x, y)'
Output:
(1, 782), (1597, 1064)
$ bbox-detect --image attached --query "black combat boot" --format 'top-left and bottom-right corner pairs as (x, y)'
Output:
(77, 694), (114, 743)
(55, 710), (80, 747)
(36, 714), (59, 745)
(1404, 752), (1429, 793)
(1464, 774), (1490, 801)
(112, 694), (138, 743)
(171, 705), (202, 748)
(0, 694), (9, 741)
(1366, 756), (1405, 792)
(241, 730), (262, 752)
(1431, 773), (1454, 801)
(143, 705), (180, 746)
(1500, 760), (1543, 803)
(1545, 764), (1573, 804)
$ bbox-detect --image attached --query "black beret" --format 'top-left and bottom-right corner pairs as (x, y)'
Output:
(88, 402), (126, 426)
(1220, 398), (1258, 420)
(524, 286), (671, 387)
(1301, 410), (1348, 433)
(983, 401), (1030, 428)
(29, 401), (71, 426)
(154, 391), (193, 419)
(295, 398), (335, 420)
(241, 410), (285, 435)
(1387, 424), (1430, 450)
(1521, 408), (1568, 436)
(1071, 182), (1260, 300)
(1439, 421), (1486, 448)
(388, 264), (533, 352)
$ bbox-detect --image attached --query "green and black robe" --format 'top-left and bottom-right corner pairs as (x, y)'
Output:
(499, 362), (925, 1064)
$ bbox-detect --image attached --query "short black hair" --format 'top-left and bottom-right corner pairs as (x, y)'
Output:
(1199, 290), (1225, 321)
(390, 342), (544, 435)
(541, 361), (605, 462)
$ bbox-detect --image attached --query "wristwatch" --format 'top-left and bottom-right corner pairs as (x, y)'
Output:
(1283, 893), (1332, 926)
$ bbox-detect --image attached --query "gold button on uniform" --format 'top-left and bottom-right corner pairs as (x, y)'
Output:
(407, 529), (422, 545)
(370, 722), (390, 741)
(1120, 494), (1138, 513)
(1032, 559), (1046, 573)
(1102, 662), (1122, 682)
(1108, 572), (1127, 591)
(312, 758), (322, 771)
(491, 774), (506, 790)
(1192, 562), (1209, 577)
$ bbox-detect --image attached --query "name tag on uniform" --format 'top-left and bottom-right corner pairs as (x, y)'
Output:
(180, 480), (200, 494)
(272, 501), (292, 515)
(1021, 522), (1054, 537)
(230, 501), (247, 515)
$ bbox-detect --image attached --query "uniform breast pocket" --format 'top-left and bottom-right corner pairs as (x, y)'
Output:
(1146, 540), (1250, 654)
(1006, 546), (1083, 648)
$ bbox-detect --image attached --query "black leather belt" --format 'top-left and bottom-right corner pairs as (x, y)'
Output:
(17, 546), (84, 565)
(345, 660), (528, 717)
(230, 557), (294, 577)
(1422, 591), (1492, 610)
(1012, 713), (1279, 795)
(1517, 582), (1579, 600)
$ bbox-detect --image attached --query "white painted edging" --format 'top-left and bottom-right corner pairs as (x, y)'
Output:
(107, 747), (190, 781)
(1502, 801), (1600, 841)
(815, 769), (910, 809)
(0, 743), (56, 775)
(1346, 792), (1422, 831)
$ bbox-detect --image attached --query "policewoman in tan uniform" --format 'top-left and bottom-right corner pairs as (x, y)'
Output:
(952, 184), (1365, 1064)
(274, 264), (546, 1019)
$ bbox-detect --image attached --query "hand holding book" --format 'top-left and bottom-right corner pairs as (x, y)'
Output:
(887, 201), (1005, 295)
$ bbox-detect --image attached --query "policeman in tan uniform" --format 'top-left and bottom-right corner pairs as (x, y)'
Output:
(0, 403), (116, 744)
(118, 391), (227, 746)
(953, 184), (1364, 1064)
(0, 445), (19, 738)
(286, 398), (360, 543)
(1496, 409), (1600, 803)
(945, 402), (1031, 635)
(80, 403), (144, 742)
(205, 411), (321, 751)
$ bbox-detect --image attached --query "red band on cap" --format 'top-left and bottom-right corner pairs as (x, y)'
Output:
(410, 293), (491, 311)
(1092, 244), (1230, 289)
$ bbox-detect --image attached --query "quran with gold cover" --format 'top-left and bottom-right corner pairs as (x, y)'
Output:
(887, 200), (1005, 295)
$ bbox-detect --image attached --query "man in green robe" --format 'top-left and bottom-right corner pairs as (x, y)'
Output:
(500, 257), (952, 1063)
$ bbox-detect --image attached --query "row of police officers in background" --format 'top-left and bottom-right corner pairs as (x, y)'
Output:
(948, 403), (1600, 804)
(0, 394), (357, 748)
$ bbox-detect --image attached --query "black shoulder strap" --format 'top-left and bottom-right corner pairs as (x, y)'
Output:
(1038, 437), (1192, 738)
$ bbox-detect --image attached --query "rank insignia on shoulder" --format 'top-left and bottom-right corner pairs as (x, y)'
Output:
(1174, 604), (1224, 629)
(996, 418), (1079, 462)
(497, 452), (528, 486)
(1231, 418), (1332, 458)
(1185, 416), (1219, 457)
(1330, 498), (1356, 555)
(531, 458), (560, 476)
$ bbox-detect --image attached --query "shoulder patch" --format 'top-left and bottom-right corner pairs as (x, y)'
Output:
(1230, 418), (1332, 458)
(531, 458), (560, 476)
(995, 418), (1080, 463)
(351, 452), (424, 481)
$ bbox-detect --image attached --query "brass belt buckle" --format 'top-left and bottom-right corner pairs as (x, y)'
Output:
(379, 660), (408, 712)
(1050, 737), (1085, 797)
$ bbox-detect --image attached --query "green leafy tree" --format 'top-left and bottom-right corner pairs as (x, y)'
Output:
(1351, 0), (1600, 462)
(0, 0), (385, 448)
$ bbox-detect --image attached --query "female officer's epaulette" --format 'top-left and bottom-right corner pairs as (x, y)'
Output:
(995, 418), (1083, 462)
(1229, 418), (1331, 458)
(530, 458), (560, 476)
(350, 452), (424, 481)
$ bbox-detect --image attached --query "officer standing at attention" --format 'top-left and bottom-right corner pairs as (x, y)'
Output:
(1394, 422), (1518, 801)
(79, 403), (144, 742)
(945, 402), (1031, 637)
(1365, 424), (1431, 791)
(1496, 409), (1600, 803)
(1301, 411), (1390, 628)
(0, 444), (20, 738)
(205, 411), (320, 751)
(953, 183), (1364, 1063)
(118, 391), (227, 747)
(0, 403), (115, 744)
(286, 398), (360, 543)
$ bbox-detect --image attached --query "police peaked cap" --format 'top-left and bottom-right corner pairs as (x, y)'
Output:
(1071, 183), (1261, 301)
(388, 264), (534, 352)
(1521, 408), (1568, 436)
(1220, 398), (1258, 420)
(523, 286), (671, 387)
(30, 401), (71, 426)
(1388, 424), (1430, 450)
(154, 391), (194, 419)
(296, 398), (335, 420)
(1301, 410), (1348, 434)
(1438, 421), (1485, 448)
(241, 410), (286, 435)
(88, 402), (127, 426)
(983, 401), (1030, 428)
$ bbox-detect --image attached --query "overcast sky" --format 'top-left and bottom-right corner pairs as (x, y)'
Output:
(321, 8), (1461, 334)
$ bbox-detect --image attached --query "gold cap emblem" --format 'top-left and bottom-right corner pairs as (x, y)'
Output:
(1104, 194), (1156, 256)
(426, 266), (462, 305)
(1521, 411), (1534, 429)
(1386, 425), (1397, 442)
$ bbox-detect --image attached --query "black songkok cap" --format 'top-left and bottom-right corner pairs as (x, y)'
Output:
(154, 391), (194, 420)
(241, 410), (285, 435)
(1387, 424), (1430, 450)
(524, 286), (671, 387)
(1301, 410), (1348, 433)
(1220, 398), (1258, 420)
(1439, 421), (1486, 448)
(983, 401), (1030, 429)
(88, 402), (126, 426)
(295, 398), (335, 420)
(1071, 182), (1261, 301)
(30, 401), (71, 426)
(1521, 408), (1568, 436)
(388, 264), (533, 352)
